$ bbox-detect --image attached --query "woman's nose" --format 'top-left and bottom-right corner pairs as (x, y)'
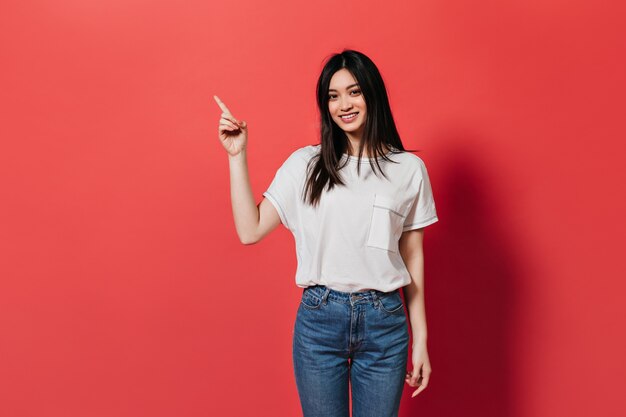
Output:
(339, 98), (353, 111)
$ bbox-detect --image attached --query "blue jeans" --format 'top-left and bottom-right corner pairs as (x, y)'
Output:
(292, 284), (410, 417)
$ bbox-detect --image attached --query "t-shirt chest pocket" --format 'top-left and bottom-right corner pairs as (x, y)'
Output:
(366, 193), (411, 253)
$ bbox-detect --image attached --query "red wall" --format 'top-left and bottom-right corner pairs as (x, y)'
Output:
(1, 1), (624, 416)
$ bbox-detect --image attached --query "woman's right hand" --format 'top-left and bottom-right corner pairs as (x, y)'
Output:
(213, 95), (248, 157)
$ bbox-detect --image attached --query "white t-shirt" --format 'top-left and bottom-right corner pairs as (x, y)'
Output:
(262, 144), (439, 293)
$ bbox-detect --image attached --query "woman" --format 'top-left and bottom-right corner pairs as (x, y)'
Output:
(214, 49), (438, 417)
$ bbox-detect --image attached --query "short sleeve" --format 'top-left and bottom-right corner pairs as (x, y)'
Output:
(403, 160), (439, 231)
(262, 149), (306, 231)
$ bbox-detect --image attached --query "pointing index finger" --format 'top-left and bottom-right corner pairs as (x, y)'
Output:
(213, 95), (233, 115)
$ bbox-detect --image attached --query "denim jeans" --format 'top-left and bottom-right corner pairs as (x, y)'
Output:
(292, 284), (410, 417)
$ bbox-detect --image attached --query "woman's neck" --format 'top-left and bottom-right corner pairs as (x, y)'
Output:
(345, 139), (390, 158)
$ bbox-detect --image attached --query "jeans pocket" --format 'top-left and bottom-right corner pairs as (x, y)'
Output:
(366, 194), (410, 253)
(300, 291), (323, 310)
(378, 292), (405, 315)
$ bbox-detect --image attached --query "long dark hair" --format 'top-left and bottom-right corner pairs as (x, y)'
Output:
(303, 49), (417, 207)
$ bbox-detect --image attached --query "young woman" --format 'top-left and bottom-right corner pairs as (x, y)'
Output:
(214, 49), (438, 417)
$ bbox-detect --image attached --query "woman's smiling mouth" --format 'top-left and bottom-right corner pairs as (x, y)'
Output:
(339, 112), (359, 123)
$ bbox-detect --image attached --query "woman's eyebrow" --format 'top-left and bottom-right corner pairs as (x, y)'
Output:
(328, 83), (359, 92)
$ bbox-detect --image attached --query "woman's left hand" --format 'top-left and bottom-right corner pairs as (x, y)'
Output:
(405, 341), (431, 398)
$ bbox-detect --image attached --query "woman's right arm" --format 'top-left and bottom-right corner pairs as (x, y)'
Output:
(214, 96), (281, 244)
(228, 150), (281, 244)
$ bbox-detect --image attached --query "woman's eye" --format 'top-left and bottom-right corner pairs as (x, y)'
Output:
(328, 90), (359, 100)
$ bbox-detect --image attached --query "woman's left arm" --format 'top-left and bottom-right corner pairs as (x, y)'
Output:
(399, 228), (431, 397)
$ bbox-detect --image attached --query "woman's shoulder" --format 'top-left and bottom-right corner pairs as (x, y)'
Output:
(300, 143), (322, 157)
(287, 143), (321, 162)
(388, 147), (428, 166)
(276, 144), (320, 171)
(386, 148), (435, 182)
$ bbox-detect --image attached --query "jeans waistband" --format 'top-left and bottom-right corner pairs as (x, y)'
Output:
(303, 284), (399, 305)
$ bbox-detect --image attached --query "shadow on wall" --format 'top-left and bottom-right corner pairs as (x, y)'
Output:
(400, 135), (528, 417)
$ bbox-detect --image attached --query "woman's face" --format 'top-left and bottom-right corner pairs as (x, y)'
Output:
(328, 68), (367, 138)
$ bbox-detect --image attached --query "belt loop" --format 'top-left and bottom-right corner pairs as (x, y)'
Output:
(369, 290), (380, 307)
(322, 287), (331, 305)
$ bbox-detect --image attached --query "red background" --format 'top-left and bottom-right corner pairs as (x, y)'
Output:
(1, 0), (625, 416)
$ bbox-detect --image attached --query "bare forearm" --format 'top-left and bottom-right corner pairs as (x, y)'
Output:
(228, 149), (259, 243)
(402, 253), (428, 347)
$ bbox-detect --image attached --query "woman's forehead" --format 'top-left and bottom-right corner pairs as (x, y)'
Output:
(329, 69), (358, 90)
